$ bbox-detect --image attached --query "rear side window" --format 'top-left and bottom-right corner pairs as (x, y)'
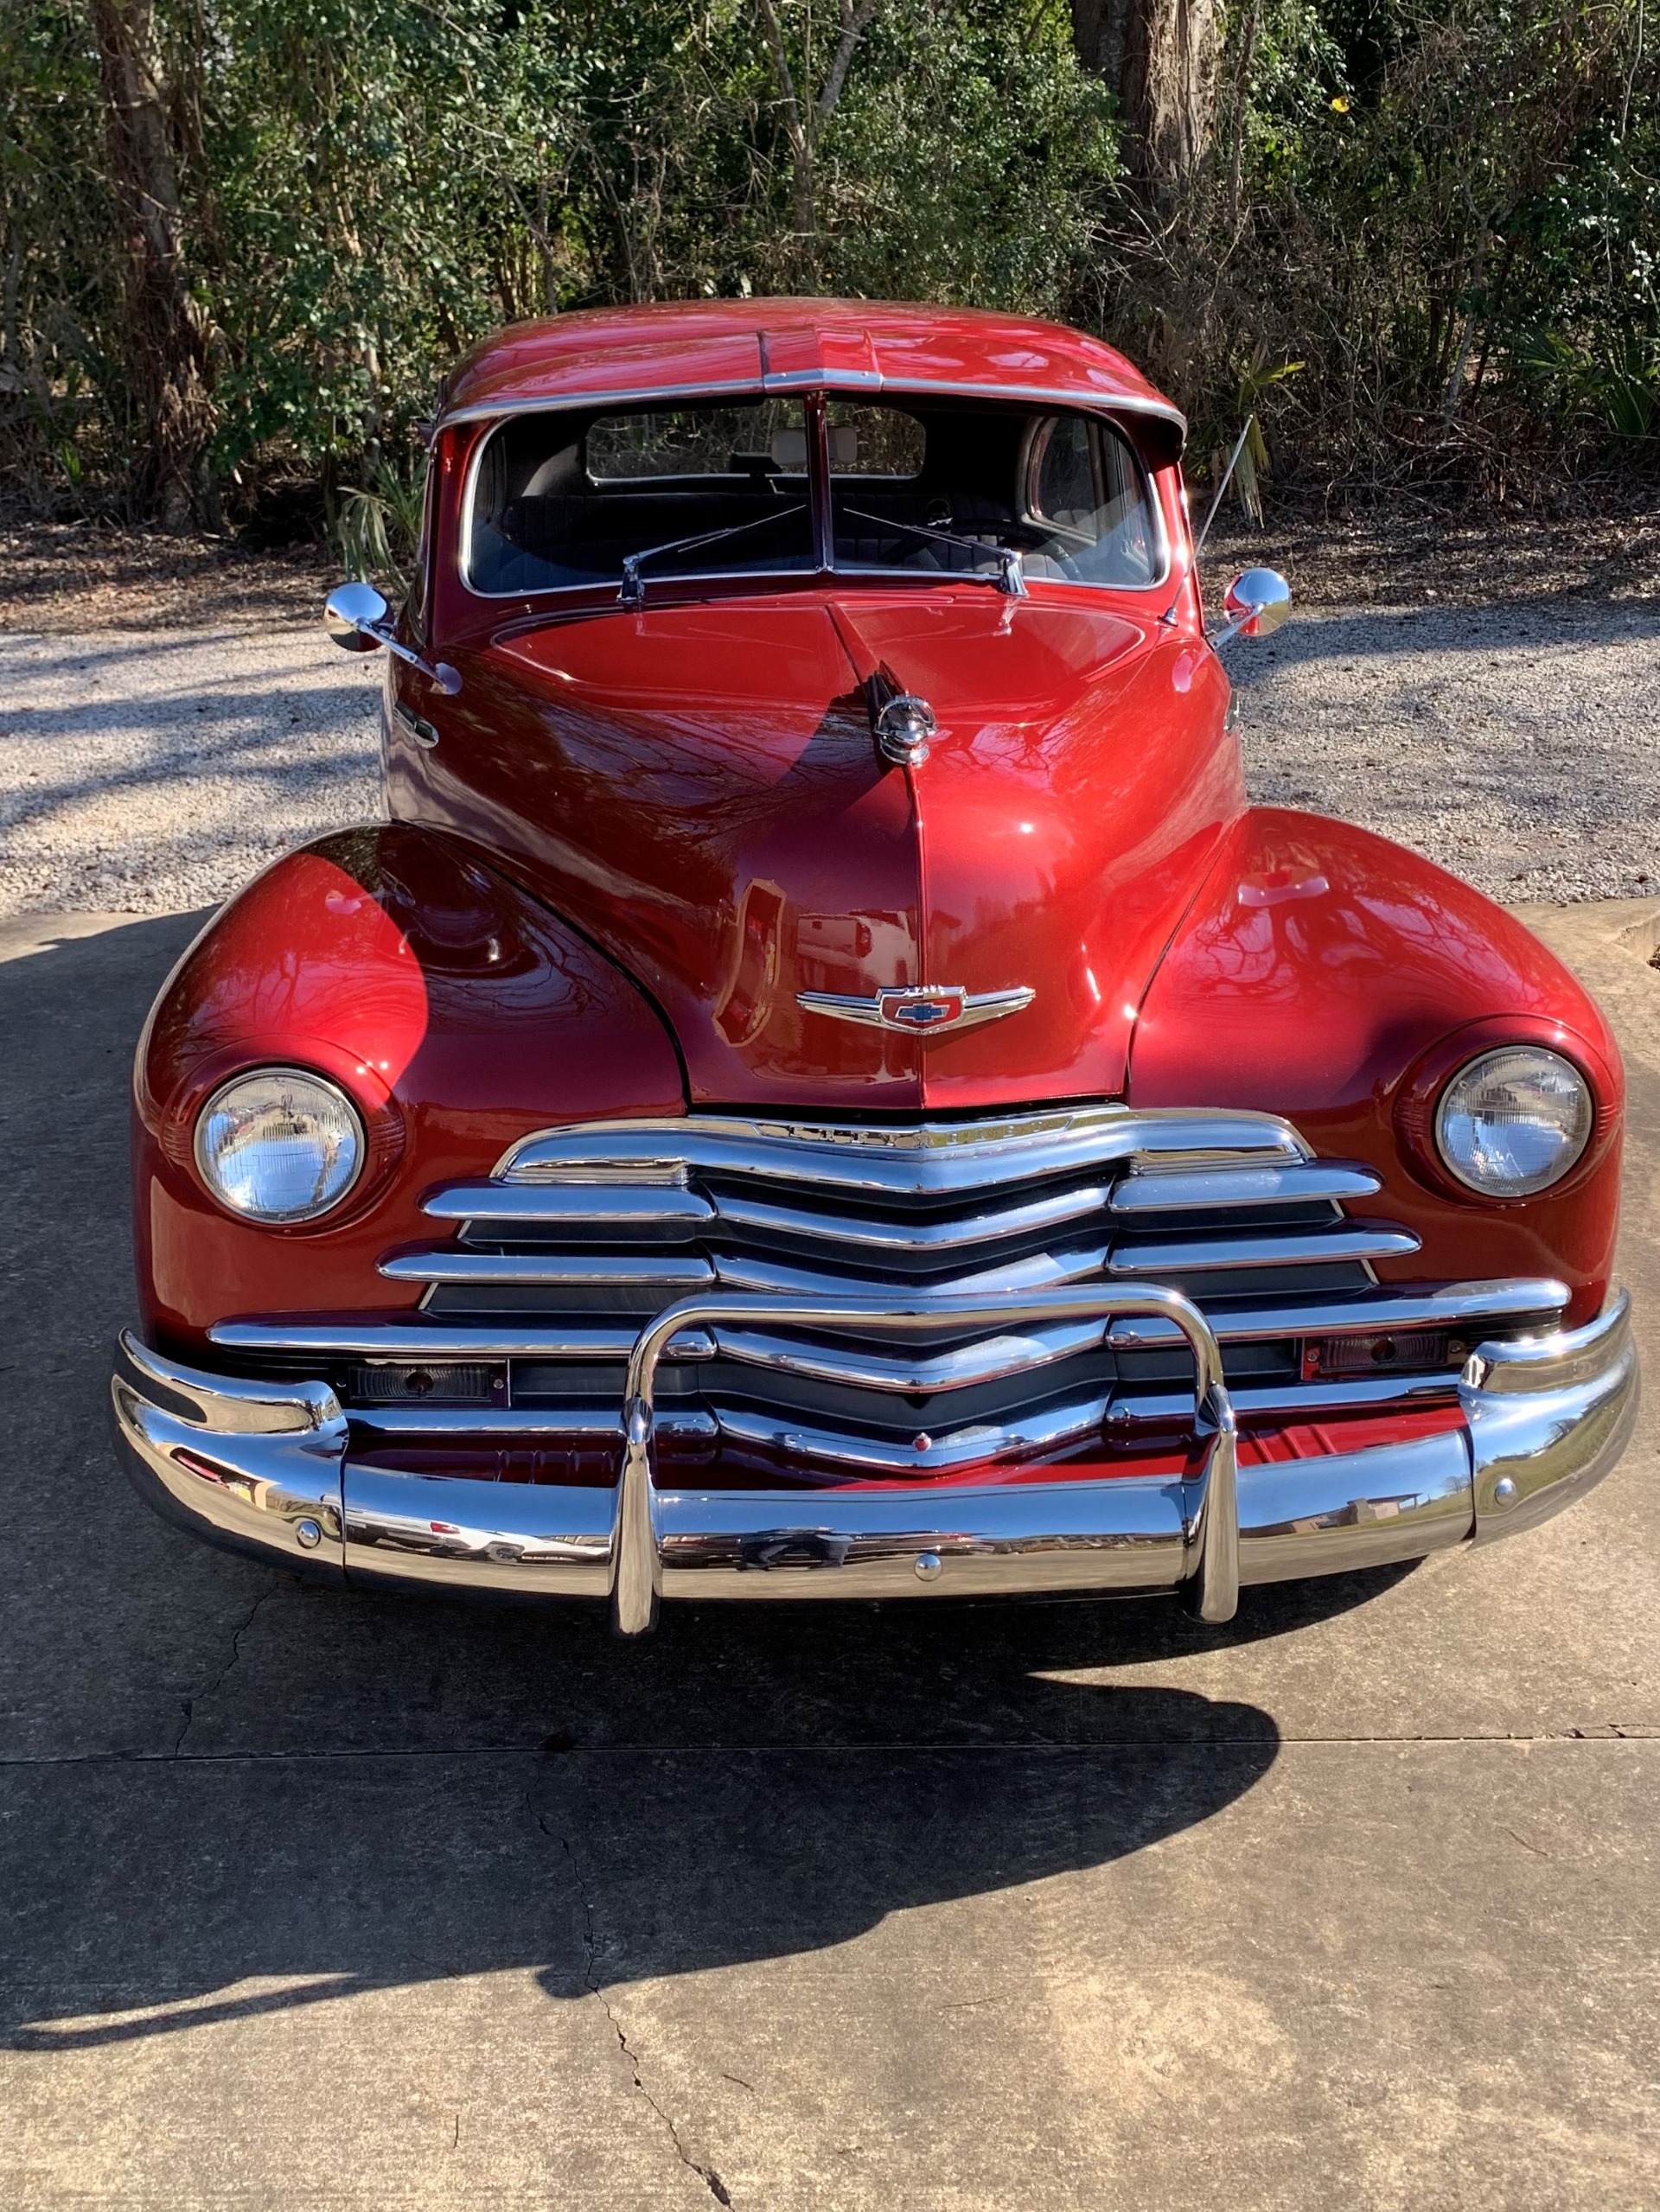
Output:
(468, 402), (815, 595)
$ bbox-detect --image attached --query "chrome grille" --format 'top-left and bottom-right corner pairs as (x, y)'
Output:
(212, 1107), (1572, 1476)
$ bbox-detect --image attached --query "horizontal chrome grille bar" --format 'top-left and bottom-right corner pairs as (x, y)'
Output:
(425, 1184), (711, 1224)
(1105, 1279), (1568, 1347)
(211, 1321), (717, 1360)
(348, 1405), (718, 1438)
(715, 1391), (1112, 1474)
(1107, 1223), (1420, 1274)
(712, 1317), (1108, 1393)
(1108, 1163), (1382, 1213)
(380, 1252), (715, 1288)
(710, 1182), (1114, 1251)
(212, 1279), (1568, 1366)
(499, 1107), (1307, 1198)
(715, 1244), (1110, 1299)
(1107, 1374), (1460, 1424)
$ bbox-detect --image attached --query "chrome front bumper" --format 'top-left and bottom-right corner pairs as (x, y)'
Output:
(111, 1285), (1639, 1634)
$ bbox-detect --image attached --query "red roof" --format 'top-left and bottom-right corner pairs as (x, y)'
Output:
(438, 298), (1184, 447)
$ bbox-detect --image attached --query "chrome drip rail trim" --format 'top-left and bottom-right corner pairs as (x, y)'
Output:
(612, 1284), (1240, 1638)
(1104, 1278), (1570, 1347)
(708, 1183), (1114, 1251)
(712, 1316), (1107, 1392)
(1108, 1163), (1382, 1212)
(498, 1106), (1308, 1197)
(1107, 1222), (1421, 1273)
(209, 1320), (718, 1360)
(380, 1251), (715, 1288)
(425, 1183), (710, 1223)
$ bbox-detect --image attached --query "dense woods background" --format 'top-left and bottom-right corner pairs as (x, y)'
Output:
(2, 0), (1655, 541)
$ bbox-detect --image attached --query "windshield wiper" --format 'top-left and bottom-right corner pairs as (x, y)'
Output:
(617, 503), (808, 609)
(840, 507), (1028, 597)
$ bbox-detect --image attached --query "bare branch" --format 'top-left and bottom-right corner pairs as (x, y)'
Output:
(816, 0), (882, 126)
(754, 0), (808, 159)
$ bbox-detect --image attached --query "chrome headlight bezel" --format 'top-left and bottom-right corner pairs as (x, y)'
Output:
(194, 1067), (367, 1226)
(1433, 1044), (1594, 1200)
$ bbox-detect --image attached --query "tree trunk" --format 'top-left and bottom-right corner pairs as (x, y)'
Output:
(91, 0), (214, 524)
(1072, 0), (1220, 203)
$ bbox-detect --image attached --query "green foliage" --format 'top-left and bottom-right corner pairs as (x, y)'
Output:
(2, 0), (1655, 513)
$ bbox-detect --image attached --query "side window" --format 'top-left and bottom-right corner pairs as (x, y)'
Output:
(408, 452), (435, 634)
(1031, 415), (1096, 530)
(1025, 414), (1160, 588)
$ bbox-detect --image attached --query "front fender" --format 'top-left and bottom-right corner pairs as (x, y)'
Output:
(133, 824), (686, 1358)
(1127, 808), (1625, 1326)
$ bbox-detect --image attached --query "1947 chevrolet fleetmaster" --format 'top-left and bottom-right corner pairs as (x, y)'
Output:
(112, 301), (1639, 1634)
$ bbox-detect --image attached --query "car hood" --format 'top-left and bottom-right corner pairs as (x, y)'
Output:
(435, 590), (1243, 1110)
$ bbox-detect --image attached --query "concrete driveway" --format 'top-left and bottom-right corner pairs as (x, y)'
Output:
(2, 900), (1657, 2210)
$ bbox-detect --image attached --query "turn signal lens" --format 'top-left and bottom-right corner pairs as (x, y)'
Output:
(195, 1069), (365, 1223)
(1434, 1046), (1592, 1198)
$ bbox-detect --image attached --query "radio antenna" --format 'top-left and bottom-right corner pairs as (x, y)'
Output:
(1193, 414), (1256, 558)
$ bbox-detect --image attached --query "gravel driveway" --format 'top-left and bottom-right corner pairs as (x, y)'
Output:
(1, 596), (1656, 915)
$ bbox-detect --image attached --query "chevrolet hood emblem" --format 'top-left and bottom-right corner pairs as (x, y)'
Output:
(797, 985), (1036, 1036)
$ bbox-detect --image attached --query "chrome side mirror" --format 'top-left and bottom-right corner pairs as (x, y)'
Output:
(324, 580), (391, 653)
(1210, 567), (1291, 647)
(322, 581), (463, 695)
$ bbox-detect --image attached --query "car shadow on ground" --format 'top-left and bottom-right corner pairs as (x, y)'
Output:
(0, 911), (1413, 2052)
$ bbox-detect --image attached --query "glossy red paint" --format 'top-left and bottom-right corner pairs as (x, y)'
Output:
(134, 300), (1626, 1361)
(392, 586), (1238, 1108)
(1128, 808), (1625, 1323)
(135, 826), (683, 1355)
(440, 298), (1178, 434)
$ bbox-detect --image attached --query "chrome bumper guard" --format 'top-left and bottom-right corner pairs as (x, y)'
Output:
(111, 1285), (1638, 1635)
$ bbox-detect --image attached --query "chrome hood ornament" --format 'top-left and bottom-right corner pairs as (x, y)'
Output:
(872, 692), (937, 768)
(798, 984), (1035, 1035)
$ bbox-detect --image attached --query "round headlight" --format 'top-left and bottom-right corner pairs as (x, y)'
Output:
(1434, 1045), (1593, 1198)
(195, 1069), (365, 1223)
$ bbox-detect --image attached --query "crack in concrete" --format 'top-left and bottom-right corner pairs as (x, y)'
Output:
(533, 1800), (732, 2208)
(3, 1729), (1654, 1767)
(172, 1584), (279, 1756)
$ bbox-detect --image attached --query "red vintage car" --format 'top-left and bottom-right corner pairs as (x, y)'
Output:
(112, 300), (1638, 1634)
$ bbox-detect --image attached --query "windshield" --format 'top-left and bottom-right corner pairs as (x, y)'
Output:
(825, 399), (1160, 589)
(467, 401), (816, 596)
(465, 396), (1163, 597)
